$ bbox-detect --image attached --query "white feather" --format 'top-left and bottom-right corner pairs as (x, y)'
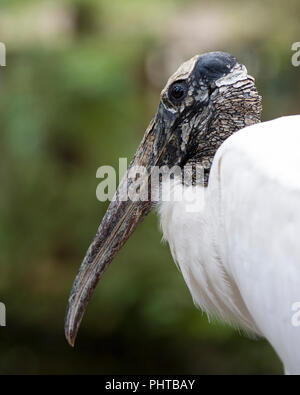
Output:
(159, 115), (300, 374)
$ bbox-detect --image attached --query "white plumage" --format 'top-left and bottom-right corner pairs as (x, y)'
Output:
(159, 115), (300, 374)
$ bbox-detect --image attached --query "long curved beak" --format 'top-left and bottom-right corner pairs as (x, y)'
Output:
(65, 109), (181, 346)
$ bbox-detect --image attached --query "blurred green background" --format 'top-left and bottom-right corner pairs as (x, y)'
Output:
(0, 0), (299, 374)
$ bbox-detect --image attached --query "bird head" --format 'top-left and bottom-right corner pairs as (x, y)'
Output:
(65, 51), (262, 346)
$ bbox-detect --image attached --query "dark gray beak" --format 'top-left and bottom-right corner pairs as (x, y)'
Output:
(65, 107), (185, 346)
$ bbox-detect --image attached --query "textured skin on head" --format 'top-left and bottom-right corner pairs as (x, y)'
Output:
(159, 51), (262, 185)
(194, 52), (237, 83)
(186, 66), (262, 185)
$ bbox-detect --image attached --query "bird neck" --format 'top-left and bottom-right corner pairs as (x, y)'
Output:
(185, 81), (262, 186)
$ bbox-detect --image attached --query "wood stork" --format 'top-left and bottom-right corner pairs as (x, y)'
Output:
(65, 51), (300, 374)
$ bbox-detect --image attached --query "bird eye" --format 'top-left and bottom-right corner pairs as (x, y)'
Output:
(169, 81), (187, 103)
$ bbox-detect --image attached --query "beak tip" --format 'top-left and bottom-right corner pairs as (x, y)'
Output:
(64, 301), (78, 348)
(65, 324), (77, 347)
(67, 337), (76, 348)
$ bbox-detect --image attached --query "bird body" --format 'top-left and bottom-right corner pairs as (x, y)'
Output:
(65, 51), (300, 374)
(160, 115), (300, 374)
